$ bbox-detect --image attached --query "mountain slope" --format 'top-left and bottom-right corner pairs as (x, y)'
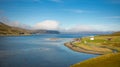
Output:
(32, 30), (60, 34)
(0, 22), (31, 35)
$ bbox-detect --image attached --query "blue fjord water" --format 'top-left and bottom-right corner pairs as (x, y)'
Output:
(0, 34), (97, 67)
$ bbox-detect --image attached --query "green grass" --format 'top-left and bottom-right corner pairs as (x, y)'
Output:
(70, 32), (120, 67)
(0, 22), (31, 36)
(71, 53), (120, 67)
(72, 35), (120, 53)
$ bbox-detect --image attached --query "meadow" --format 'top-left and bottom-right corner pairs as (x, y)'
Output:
(70, 32), (120, 67)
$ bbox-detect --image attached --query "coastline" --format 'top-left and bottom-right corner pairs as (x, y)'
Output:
(0, 34), (31, 36)
(64, 35), (120, 55)
(64, 42), (104, 55)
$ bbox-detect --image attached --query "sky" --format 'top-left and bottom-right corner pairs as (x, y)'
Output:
(0, 0), (120, 32)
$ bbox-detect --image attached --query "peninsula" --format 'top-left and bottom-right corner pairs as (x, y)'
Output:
(64, 32), (120, 67)
(64, 32), (120, 55)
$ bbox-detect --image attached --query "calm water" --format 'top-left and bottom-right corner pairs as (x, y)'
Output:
(0, 34), (98, 67)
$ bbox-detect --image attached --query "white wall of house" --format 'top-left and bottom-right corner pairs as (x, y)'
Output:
(90, 36), (94, 40)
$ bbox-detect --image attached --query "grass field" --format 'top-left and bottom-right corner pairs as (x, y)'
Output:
(72, 35), (120, 54)
(71, 53), (120, 67)
(69, 32), (120, 67)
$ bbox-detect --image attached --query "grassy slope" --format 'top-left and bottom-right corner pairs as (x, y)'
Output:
(0, 22), (31, 35)
(71, 53), (120, 67)
(72, 32), (120, 54)
(71, 32), (120, 67)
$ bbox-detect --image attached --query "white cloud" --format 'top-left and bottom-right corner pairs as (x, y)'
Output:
(7, 21), (32, 29)
(0, 16), (31, 29)
(109, 0), (120, 4)
(33, 20), (120, 32)
(71, 10), (86, 13)
(33, 20), (59, 30)
(104, 16), (120, 19)
(59, 24), (120, 33)
(64, 9), (90, 14)
(63, 25), (97, 33)
(94, 24), (120, 32)
(50, 0), (63, 3)
(33, 0), (41, 2)
(0, 10), (4, 15)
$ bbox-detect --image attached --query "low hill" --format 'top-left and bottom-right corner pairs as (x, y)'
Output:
(0, 22), (60, 36)
(0, 22), (31, 36)
(102, 31), (120, 36)
(112, 31), (120, 35)
(70, 32), (120, 67)
(32, 30), (60, 34)
(71, 53), (120, 67)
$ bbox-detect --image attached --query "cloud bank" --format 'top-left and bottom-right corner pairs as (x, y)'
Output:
(65, 25), (97, 33)
(0, 16), (31, 29)
(33, 20), (59, 30)
(32, 20), (99, 33)
(32, 20), (120, 32)
(1, 17), (119, 32)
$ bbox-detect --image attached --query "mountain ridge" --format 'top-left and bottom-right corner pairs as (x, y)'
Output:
(0, 22), (60, 36)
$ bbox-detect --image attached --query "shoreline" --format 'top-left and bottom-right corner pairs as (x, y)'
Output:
(64, 42), (106, 55)
(0, 34), (31, 36)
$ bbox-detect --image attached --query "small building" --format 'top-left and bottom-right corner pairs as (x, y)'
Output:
(90, 36), (94, 40)
(107, 37), (112, 41)
(74, 38), (82, 42)
(19, 32), (25, 34)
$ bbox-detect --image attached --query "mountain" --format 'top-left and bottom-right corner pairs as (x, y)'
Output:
(0, 22), (31, 35)
(101, 31), (120, 36)
(32, 30), (60, 34)
(110, 31), (120, 36)
(0, 22), (60, 36)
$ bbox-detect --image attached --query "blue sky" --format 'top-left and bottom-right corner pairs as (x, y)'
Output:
(0, 0), (120, 32)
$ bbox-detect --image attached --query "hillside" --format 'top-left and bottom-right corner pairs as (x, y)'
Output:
(0, 22), (60, 36)
(65, 31), (120, 54)
(71, 53), (120, 67)
(68, 32), (120, 67)
(0, 22), (31, 36)
(104, 31), (120, 36)
(32, 30), (60, 34)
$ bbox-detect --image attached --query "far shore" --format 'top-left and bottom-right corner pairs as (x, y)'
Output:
(0, 34), (31, 36)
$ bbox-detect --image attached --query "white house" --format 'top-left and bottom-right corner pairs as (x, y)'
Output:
(90, 36), (94, 40)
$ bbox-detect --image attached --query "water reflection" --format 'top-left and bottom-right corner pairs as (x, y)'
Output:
(0, 34), (97, 67)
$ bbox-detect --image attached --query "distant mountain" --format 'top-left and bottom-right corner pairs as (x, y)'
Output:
(32, 30), (60, 34)
(46, 30), (60, 34)
(0, 22), (31, 35)
(101, 31), (120, 36)
(0, 22), (60, 36)
(111, 31), (120, 36)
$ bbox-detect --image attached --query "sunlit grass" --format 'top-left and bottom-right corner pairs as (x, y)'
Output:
(70, 32), (120, 67)
(71, 53), (120, 67)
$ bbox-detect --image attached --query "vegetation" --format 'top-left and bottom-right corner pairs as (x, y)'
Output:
(0, 22), (60, 36)
(65, 32), (120, 54)
(71, 53), (120, 67)
(69, 32), (120, 67)
(0, 22), (31, 36)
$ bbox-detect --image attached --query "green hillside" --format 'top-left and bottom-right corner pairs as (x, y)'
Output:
(65, 31), (120, 54)
(71, 53), (120, 67)
(70, 32), (120, 67)
(0, 22), (31, 36)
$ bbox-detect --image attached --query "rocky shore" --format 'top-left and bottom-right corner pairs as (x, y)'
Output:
(64, 42), (105, 55)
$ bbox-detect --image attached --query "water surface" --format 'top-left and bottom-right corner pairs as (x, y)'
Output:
(0, 34), (98, 67)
